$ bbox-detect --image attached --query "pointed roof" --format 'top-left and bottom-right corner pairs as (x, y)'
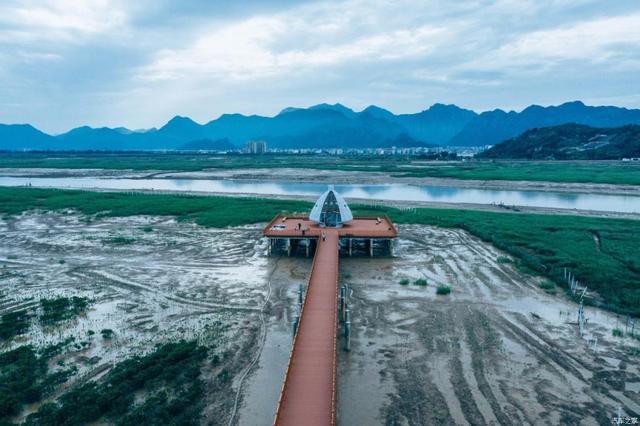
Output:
(309, 186), (353, 225)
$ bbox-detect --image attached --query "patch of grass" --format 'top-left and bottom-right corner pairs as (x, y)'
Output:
(436, 285), (451, 295)
(538, 280), (557, 294)
(142, 226), (153, 232)
(0, 187), (309, 228)
(497, 256), (512, 264)
(399, 278), (410, 286)
(24, 341), (207, 426)
(0, 310), (31, 341)
(612, 328), (624, 337)
(40, 297), (89, 325)
(414, 278), (428, 287)
(104, 236), (135, 245)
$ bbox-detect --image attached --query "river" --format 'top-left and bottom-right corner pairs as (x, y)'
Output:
(1, 176), (639, 214)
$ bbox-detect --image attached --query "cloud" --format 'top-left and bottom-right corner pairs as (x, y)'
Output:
(0, 0), (127, 43)
(0, 0), (639, 132)
(493, 13), (640, 65)
(140, 16), (449, 81)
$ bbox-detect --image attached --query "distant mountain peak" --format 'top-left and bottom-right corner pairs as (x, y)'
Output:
(278, 107), (302, 115)
(308, 103), (355, 116)
(362, 105), (393, 114)
(165, 115), (197, 125)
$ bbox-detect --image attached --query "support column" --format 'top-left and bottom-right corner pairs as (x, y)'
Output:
(349, 238), (352, 257)
(369, 238), (374, 257)
(287, 238), (291, 257)
(344, 307), (351, 352)
(306, 239), (309, 258)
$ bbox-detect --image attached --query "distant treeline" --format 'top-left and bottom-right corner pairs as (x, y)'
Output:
(480, 123), (640, 160)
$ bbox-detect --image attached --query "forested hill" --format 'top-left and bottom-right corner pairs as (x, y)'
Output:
(479, 124), (640, 160)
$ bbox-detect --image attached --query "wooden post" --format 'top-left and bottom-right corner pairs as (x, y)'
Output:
(344, 308), (351, 351)
(292, 312), (299, 338)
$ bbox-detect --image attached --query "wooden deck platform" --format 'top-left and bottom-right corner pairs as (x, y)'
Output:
(263, 215), (397, 239)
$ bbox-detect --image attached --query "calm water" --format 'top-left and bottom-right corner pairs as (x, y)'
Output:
(1, 176), (639, 214)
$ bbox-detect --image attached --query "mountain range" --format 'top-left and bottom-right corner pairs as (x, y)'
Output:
(2, 101), (640, 151)
(479, 123), (640, 160)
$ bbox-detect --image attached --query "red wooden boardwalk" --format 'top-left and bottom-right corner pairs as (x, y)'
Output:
(265, 215), (396, 425)
(274, 230), (340, 426)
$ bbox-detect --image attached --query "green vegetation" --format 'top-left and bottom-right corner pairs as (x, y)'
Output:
(25, 341), (207, 426)
(101, 329), (114, 339)
(436, 285), (451, 295)
(0, 310), (31, 341)
(104, 236), (136, 245)
(479, 124), (640, 160)
(0, 345), (76, 420)
(1, 152), (639, 185)
(613, 328), (624, 337)
(414, 278), (428, 287)
(538, 281), (557, 295)
(0, 187), (308, 228)
(2, 186), (640, 315)
(399, 278), (410, 286)
(497, 256), (512, 264)
(40, 297), (89, 325)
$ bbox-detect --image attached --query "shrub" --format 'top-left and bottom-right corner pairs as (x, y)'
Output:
(0, 310), (31, 341)
(612, 328), (624, 337)
(40, 297), (89, 325)
(497, 256), (511, 264)
(100, 329), (114, 339)
(399, 278), (410, 286)
(142, 227), (153, 232)
(414, 278), (428, 287)
(436, 285), (451, 295)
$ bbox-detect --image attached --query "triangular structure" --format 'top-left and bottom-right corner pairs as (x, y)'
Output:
(309, 186), (353, 227)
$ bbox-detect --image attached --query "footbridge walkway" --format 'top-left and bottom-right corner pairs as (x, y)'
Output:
(264, 215), (397, 425)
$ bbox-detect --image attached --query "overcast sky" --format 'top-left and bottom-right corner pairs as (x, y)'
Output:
(1, 0), (639, 133)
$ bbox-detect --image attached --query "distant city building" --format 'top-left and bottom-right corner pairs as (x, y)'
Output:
(246, 140), (267, 154)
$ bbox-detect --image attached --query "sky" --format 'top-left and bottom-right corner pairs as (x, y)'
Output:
(1, 0), (639, 134)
